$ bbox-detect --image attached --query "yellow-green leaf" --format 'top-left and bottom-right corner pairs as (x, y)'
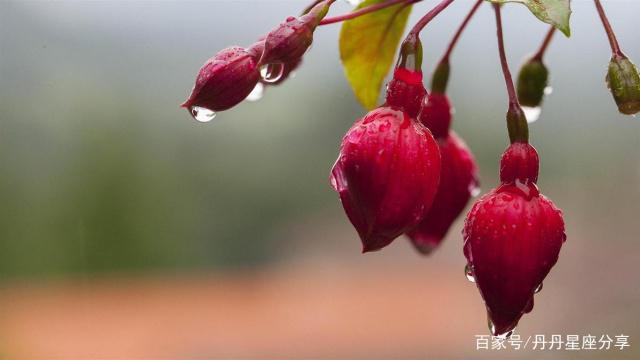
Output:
(488, 0), (572, 37)
(339, 0), (413, 110)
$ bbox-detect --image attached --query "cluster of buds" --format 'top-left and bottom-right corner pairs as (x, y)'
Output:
(181, 0), (334, 121)
(180, 0), (640, 339)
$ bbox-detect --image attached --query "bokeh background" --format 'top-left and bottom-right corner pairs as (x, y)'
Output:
(1, 0), (639, 359)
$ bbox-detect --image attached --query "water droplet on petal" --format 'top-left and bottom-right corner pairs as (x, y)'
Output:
(488, 317), (515, 338)
(544, 86), (553, 95)
(190, 106), (216, 123)
(522, 106), (541, 123)
(465, 263), (476, 283)
(245, 83), (264, 102)
(260, 62), (285, 83)
(469, 183), (481, 197)
(534, 282), (543, 293)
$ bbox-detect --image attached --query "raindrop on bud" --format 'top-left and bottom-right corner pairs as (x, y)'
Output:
(534, 282), (543, 293)
(522, 106), (541, 123)
(260, 62), (285, 83)
(245, 83), (265, 102)
(190, 106), (217, 123)
(465, 263), (476, 283)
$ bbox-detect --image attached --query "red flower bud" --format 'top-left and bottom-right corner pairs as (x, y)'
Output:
(331, 106), (441, 253)
(260, 1), (330, 66)
(181, 46), (260, 115)
(463, 142), (566, 336)
(418, 92), (452, 139)
(408, 131), (478, 254)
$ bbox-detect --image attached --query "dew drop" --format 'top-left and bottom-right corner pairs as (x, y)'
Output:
(534, 282), (543, 293)
(465, 263), (476, 283)
(544, 86), (553, 95)
(488, 317), (515, 338)
(260, 62), (285, 83)
(245, 83), (264, 102)
(522, 106), (541, 123)
(190, 106), (216, 123)
(469, 183), (481, 197)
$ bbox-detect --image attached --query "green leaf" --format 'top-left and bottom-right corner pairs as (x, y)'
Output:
(339, 0), (413, 110)
(488, 0), (572, 37)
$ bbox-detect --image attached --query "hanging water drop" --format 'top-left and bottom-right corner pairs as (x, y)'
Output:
(465, 263), (476, 283)
(534, 282), (543, 293)
(488, 317), (515, 338)
(260, 62), (285, 83)
(190, 106), (216, 123)
(544, 86), (553, 95)
(469, 183), (481, 197)
(522, 106), (541, 123)
(245, 83), (264, 102)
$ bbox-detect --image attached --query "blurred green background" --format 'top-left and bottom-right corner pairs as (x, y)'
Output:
(0, 1), (639, 359)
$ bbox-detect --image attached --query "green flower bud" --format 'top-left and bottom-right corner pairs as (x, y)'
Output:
(606, 55), (640, 115)
(516, 58), (549, 108)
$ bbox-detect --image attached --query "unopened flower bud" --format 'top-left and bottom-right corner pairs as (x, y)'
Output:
(260, 0), (331, 66)
(331, 107), (441, 253)
(181, 47), (260, 113)
(516, 58), (549, 108)
(606, 55), (640, 115)
(463, 142), (565, 336)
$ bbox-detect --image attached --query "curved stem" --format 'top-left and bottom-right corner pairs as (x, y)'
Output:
(407, 0), (455, 37)
(594, 0), (624, 58)
(532, 26), (555, 61)
(440, 0), (483, 64)
(319, 0), (418, 26)
(302, 0), (324, 15)
(494, 4), (528, 143)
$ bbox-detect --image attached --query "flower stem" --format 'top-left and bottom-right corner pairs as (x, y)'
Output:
(407, 0), (455, 38)
(319, 0), (418, 26)
(439, 0), (482, 64)
(594, 0), (625, 58)
(532, 26), (555, 61)
(494, 4), (528, 143)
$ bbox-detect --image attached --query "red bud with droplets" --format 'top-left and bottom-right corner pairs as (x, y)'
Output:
(260, 0), (332, 66)
(408, 131), (478, 254)
(331, 65), (440, 252)
(463, 142), (565, 336)
(181, 47), (260, 112)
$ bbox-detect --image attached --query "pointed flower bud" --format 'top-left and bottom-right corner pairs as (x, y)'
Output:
(516, 58), (549, 108)
(407, 93), (479, 254)
(408, 131), (478, 253)
(606, 55), (640, 115)
(331, 107), (441, 253)
(332, 68), (439, 253)
(260, 0), (332, 66)
(463, 142), (566, 336)
(181, 46), (260, 113)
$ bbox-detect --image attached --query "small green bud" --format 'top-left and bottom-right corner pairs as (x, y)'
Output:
(606, 55), (640, 115)
(516, 58), (549, 108)
(430, 61), (450, 94)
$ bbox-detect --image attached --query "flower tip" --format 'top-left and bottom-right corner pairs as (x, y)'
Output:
(360, 234), (393, 253)
(409, 236), (441, 255)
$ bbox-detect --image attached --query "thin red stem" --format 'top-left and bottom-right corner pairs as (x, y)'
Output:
(494, 4), (518, 109)
(319, 0), (418, 26)
(594, 0), (624, 58)
(407, 0), (455, 37)
(440, 0), (482, 64)
(494, 4), (528, 143)
(532, 26), (555, 61)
